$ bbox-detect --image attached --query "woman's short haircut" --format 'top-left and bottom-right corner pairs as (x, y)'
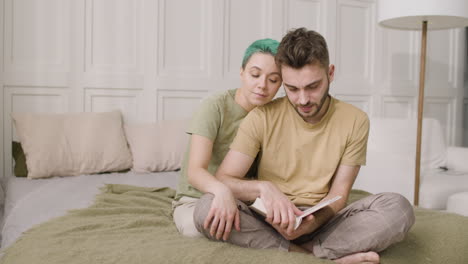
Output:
(275, 28), (330, 71)
(241, 38), (280, 69)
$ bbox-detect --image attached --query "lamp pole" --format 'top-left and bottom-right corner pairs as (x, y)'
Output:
(414, 20), (428, 206)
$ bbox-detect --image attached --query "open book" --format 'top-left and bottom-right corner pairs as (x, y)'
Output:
(249, 196), (342, 230)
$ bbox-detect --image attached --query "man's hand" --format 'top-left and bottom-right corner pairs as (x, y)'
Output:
(259, 182), (303, 233)
(203, 186), (240, 241)
(271, 214), (317, 240)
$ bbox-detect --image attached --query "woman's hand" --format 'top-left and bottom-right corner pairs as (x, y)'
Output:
(259, 182), (303, 234)
(203, 186), (240, 241)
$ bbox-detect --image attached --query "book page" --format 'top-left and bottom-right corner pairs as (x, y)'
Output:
(294, 196), (342, 229)
(298, 196), (342, 220)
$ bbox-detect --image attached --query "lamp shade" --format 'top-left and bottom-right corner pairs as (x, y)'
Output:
(378, 0), (468, 30)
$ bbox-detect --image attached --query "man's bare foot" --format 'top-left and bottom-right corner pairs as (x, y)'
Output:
(333, 251), (379, 264)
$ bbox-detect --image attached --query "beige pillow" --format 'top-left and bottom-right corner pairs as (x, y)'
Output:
(125, 120), (189, 173)
(12, 111), (133, 179)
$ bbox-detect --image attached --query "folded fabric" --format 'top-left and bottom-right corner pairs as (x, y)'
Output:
(12, 141), (27, 177)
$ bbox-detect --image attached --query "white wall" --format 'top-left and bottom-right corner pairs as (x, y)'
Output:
(1, 0), (466, 182)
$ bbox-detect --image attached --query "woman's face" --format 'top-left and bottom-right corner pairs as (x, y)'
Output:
(240, 53), (282, 106)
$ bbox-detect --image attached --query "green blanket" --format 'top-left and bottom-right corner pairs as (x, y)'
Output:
(1, 186), (467, 264)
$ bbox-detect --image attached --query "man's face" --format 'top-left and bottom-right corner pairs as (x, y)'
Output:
(282, 63), (335, 123)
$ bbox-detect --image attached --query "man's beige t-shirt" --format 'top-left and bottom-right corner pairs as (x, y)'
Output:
(230, 96), (369, 206)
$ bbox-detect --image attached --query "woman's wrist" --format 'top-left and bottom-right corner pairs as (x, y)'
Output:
(211, 182), (232, 197)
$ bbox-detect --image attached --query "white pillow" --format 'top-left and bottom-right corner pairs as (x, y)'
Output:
(446, 146), (468, 172)
(12, 111), (133, 179)
(125, 120), (189, 173)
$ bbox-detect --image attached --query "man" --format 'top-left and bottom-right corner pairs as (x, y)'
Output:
(194, 28), (415, 264)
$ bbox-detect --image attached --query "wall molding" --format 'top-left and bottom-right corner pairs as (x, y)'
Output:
(381, 95), (413, 119)
(85, 0), (144, 74)
(222, 0), (273, 77)
(283, 0), (324, 33)
(334, 0), (375, 92)
(83, 87), (145, 124)
(4, 0), (70, 74)
(333, 94), (371, 114)
(156, 89), (208, 120)
(157, 0), (213, 78)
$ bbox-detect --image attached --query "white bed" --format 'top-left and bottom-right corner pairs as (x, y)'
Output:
(1, 171), (180, 249)
(1, 112), (187, 250)
(2, 112), (467, 264)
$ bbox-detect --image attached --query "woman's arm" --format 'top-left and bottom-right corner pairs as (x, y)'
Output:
(187, 134), (240, 240)
(187, 134), (230, 196)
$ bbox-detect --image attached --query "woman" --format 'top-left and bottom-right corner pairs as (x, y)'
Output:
(173, 38), (282, 237)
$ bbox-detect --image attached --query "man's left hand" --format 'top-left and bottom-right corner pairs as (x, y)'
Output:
(269, 214), (318, 240)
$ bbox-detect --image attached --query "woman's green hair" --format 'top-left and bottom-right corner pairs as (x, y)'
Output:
(241, 38), (279, 69)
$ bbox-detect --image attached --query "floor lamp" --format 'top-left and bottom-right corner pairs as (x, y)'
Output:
(377, 0), (468, 206)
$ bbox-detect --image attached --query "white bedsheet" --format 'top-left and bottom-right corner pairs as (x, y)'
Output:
(1, 171), (179, 249)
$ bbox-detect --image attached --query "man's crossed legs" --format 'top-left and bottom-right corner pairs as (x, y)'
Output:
(194, 192), (414, 263)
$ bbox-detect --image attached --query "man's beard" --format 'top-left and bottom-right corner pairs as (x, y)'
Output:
(288, 84), (330, 121)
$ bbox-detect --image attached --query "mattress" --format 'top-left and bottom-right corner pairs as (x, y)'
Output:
(1, 171), (180, 249)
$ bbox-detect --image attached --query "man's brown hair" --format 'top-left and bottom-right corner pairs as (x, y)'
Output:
(275, 28), (330, 70)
